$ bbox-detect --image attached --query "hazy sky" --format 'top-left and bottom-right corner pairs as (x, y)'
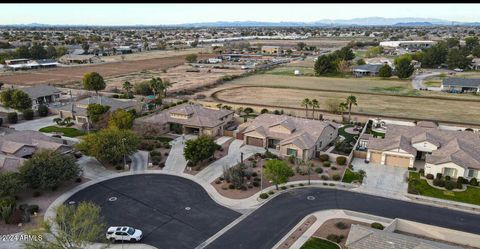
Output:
(2, 4), (480, 25)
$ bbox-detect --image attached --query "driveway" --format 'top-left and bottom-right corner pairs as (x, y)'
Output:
(163, 134), (197, 174)
(194, 140), (265, 183)
(350, 158), (408, 199)
(77, 156), (115, 180)
(411, 70), (451, 91)
(130, 150), (149, 172)
(9, 115), (58, 131)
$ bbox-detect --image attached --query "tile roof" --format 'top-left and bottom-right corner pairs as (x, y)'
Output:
(243, 114), (337, 150)
(0, 130), (69, 155)
(58, 96), (137, 116)
(137, 103), (234, 128)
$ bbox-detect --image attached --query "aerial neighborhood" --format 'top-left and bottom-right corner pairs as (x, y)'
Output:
(1, 3), (480, 249)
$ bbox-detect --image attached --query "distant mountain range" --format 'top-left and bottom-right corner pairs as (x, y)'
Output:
(3, 17), (480, 27)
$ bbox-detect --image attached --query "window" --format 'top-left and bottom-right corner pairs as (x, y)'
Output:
(287, 148), (297, 157)
(443, 168), (456, 177)
(468, 169), (478, 178)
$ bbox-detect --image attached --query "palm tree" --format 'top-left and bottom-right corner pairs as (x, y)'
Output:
(339, 102), (348, 121)
(122, 81), (132, 95)
(345, 95), (358, 123)
(301, 98), (311, 118)
(162, 80), (172, 98)
(149, 77), (163, 99)
(311, 99), (319, 119)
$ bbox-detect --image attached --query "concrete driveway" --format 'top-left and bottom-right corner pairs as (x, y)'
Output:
(411, 70), (452, 91)
(10, 115), (58, 131)
(163, 134), (197, 174)
(350, 158), (408, 199)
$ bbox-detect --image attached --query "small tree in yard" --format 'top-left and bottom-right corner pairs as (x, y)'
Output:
(184, 135), (220, 165)
(83, 72), (106, 96)
(108, 109), (134, 129)
(7, 112), (18, 124)
(24, 202), (107, 249)
(37, 104), (49, 117)
(19, 149), (80, 190)
(394, 55), (414, 79)
(0, 171), (23, 198)
(185, 53), (198, 63)
(264, 159), (294, 190)
(0, 89), (32, 110)
(378, 64), (392, 78)
(23, 109), (34, 120)
(86, 103), (110, 124)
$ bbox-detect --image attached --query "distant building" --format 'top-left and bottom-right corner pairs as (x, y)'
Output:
(441, 78), (480, 93)
(22, 85), (62, 110)
(59, 54), (102, 65)
(352, 64), (383, 77)
(5, 59), (58, 71)
(261, 46), (280, 55)
(379, 40), (436, 50)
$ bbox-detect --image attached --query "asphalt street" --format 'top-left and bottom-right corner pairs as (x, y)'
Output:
(67, 175), (480, 249)
(66, 174), (240, 249)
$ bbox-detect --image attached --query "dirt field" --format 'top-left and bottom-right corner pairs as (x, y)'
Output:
(104, 63), (245, 93)
(0, 53), (213, 87)
(213, 86), (480, 124)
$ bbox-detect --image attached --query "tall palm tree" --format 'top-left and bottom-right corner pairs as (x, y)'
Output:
(301, 98), (311, 118)
(345, 95), (358, 123)
(311, 99), (319, 119)
(149, 77), (163, 99)
(122, 81), (132, 95)
(162, 80), (172, 98)
(339, 102), (348, 121)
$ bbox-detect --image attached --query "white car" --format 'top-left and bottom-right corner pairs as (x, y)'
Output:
(454, 68), (464, 72)
(106, 226), (143, 242)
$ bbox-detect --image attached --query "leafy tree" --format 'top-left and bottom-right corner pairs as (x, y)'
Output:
(76, 126), (140, 165)
(149, 77), (164, 99)
(336, 60), (351, 73)
(37, 104), (49, 117)
(0, 172), (23, 197)
(394, 55), (414, 79)
(134, 81), (153, 96)
(183, 135), (220, 165)
(378, 64), (392, 78)
(19, 149), (80, 190)
(345, 95), (358, 122)
(108, 109), (134, 129)
(185, 53), (198, 63)
(465, 36), (479, 52)
(447, 48), (472, 69)
(82, 72), (106, 95)
(445, 37), (460, 48)
(24, 202), (107, 249)
(421, 42), (448, 68)
(0, 89), (32, 110)
(334, 46), (355, 61)
(56, 46), (68, 57)
(81, 42), (90, 54)
(365, 46), (383, 58)
(122, 81), (133, 94)
(264, 159), (294, 190)
(86, 104), (110, 123)
(29, 43), (47, 59)
(356, 59), (366, 65)
(15, 45), (30, 58)
(22, 109), (34, 120)
(297, 42), (307, 51)
(314, 54), (338, 76)
(472, 46), (480, 58)
(301, 98), (311, 118)
(45, 45), (57, 59)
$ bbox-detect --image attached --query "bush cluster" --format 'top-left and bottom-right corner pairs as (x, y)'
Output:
(371, 222), (384, 230)
(336, 156), (347, 165)
(319, 154), (329, 162)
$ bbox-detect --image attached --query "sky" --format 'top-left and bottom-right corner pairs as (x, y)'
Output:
(2, 4), (480, 25)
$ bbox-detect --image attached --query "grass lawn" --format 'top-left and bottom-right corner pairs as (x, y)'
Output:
(409, 172), (480, 206)
(338, 124), (356, 143)
(39, 126), (86, 137)
(301, 237), (340, 249)
(342, 168), (364, 183)
(424, 80), (441, 87)
(370, 130), (386, 138)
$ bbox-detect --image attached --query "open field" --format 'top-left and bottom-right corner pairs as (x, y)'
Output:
(0, 53), (213, 87)
(105, 64), (245, 93)
(213, 85), (480, 124)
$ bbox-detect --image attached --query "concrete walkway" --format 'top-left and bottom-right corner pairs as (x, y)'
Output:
(163, 134), (196, 174)
(78, 156), (115, 180)
(194, 140), (265, 183)
(130, 150), (149, 172)
(10, 115), (58, 131)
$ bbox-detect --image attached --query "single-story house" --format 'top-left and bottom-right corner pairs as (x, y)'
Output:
(59, 54), (102, 64)
(135, 103), (234, 136)
(57, 96), (139, 125)
(22, 85), (62, 110)
(0, 129), (72, 172)
(261, 46), (280, 55)
(365, 122), (480, 180)
(5, 59), (59, 71)
(352, 64), (383, 77)
(441, 78), (480, 93)
(240, 114), (338, 160)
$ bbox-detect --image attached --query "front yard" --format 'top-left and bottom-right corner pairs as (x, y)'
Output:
(408, 172), (480, 206)
(342, 168), (365, 184)
(39, 126), (86, 137)
(300, 237), (340, 249)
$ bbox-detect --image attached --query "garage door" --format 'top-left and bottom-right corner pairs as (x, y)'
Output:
(385, 155), (410, 167)
(370, 152), (382, 163)
(246, 136), (264, 147)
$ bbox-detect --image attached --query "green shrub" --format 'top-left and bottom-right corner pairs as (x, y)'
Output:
(426, 174), (434, 179)
(326, 234), (344, 243)
(470, 178), (478, 186)
(457, 177), (465, 184)
(268, 190), (274, 195)
(27, 205), (39, 214)
(259, 193), (269, 199)
(371, 222), (384, 230)
(335, 222), (348, 230)
(299, 183), (304, 186)
(37, 105), (49, 117)
(445, 176), (451, 181)
(228, 184), (235, 189)
(321, 175), (329, 180)
(253, 181), (260, 187)
(7, 112), (18, 124)
(445, 180), (455, 190)
(332, 174), (341, 181)
(336, 156), (347, 165)
(315, 167), (323, 174)
(319, 154), (329, 162)
(280, 186), (287, 190)
(436, 173), (442, 179)
(419, 169), (424, 175)
(323, 161), (331, 167)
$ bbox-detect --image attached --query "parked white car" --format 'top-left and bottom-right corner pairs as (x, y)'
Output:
(454, 68), (464, 72)
(106, 226), (143, 242)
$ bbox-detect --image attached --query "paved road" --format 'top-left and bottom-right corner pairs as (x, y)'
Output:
(9, 115), (58, 131)
(205, 188), (480, 249)
(412, 70), (452, 91)
(66, 174), (240, 249)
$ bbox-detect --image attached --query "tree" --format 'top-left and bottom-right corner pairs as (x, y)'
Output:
(311, 99), (319, 119)
(149, 77), (164, 99)
(465, 36), (479, 52)
(134, 81), (153, 96)
(15, 45), (30, 58)
(185, 53), (198, 63)
(108, 109), (134, 129)
(447, 48), (472, 69)
(86, 104), (110, 123)
(421, 42), (448, 68)
(356, 59), (366, 65)
(76, 126), (140, 165)
(301, 98), (311, 118)
(19, 149), (80, 190)
(183, 135), (220, 165)
(335, 46), (355, 61)
(336, 60), (350, 73)
(83, 72), (106, 96)
(122, 81), (133, 95)
(82, 42), (90, 54)
(0, 89), (32, 110)
(378, 64), (393, 78)
(314, 54), (338, 76)
(264, 159), (294, 190)
(56, 46), (68, 57)
(22, 109), (34, 120)
(24, 202), (107, 249)
(37, 104), (49, 117)
(365, 46), (383, 58)
(345, 95), (357, 122)
(445, 37), (460, 48)
(7, 112), (18, 124)
(394, 55), (414, 79)
(297, 42), (307, 51)
(0, 172), (23, 197)
(29, 43), (47, 59)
